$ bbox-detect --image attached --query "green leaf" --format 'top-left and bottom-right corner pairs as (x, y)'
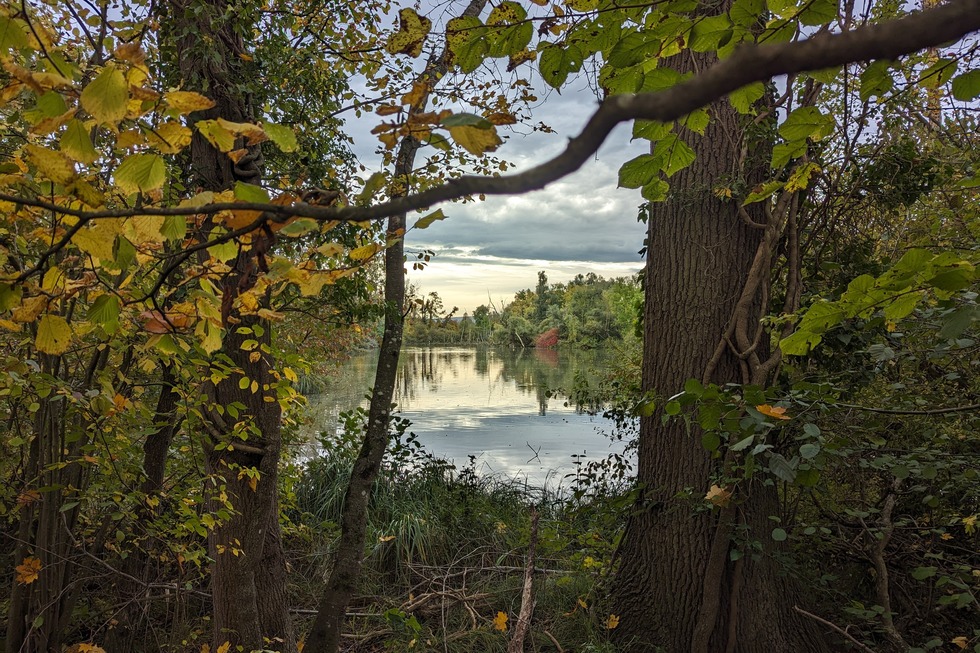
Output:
(414, 209), (447, 230)
(771, 528), (788, 541)
(618, 154), (658, 189)
(652, 133), (696, 177)
(939, 305), (978, 340)
(701, 431), (721, 452)
(919, 58), (957, 89)
(80, 66), (128, 125)
(799, 443), (820, 459)
(88, 295), (120, 334)
(357, 172), (387, 206)
(779, 106), (835, 142)
(665, 400), (681, 416)
(911, 566), (937, 580)
(732, 435), (755, 451)
(768, 453), (797, 482)
(440, 113), (493, 128)
(608, 31), (659, 68)
(0, 15), (30, 52)
(642, 179), (670, 202)
(114, 154), (166, 195)
(36, 314), (72, 354)
(859, 60), (894, 101)
(60, 119), (98, 165)
(234, 182), (270, 204)
(730, 0), (765, 26)
(0, 283), (23, 311)
(680, 109), (710, 135)
(161, 215), (187, 241)
(539, 44), (583, 89)
(279, 218), (319, 237)
(446, 15), (488, 74)
(260, 122), (298, 152)
(689, 14), (732, 52)
(882, 291), (921, 322)
(798, 0), (837, 26)
(486, 2), (531, 59)
(951, 69), (980, 101)
(633, 120), (673, 141)
(728, 82), (765, 114)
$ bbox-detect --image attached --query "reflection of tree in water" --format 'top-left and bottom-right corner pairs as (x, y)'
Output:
(395, 348), (475, 403)
(489, 347), (609, 416)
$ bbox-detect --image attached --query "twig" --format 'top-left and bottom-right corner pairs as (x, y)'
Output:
(508, 507), (539, 653)
(792, 606), (877, 653)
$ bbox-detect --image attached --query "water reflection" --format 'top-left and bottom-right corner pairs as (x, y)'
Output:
(303, 346), (629, 487)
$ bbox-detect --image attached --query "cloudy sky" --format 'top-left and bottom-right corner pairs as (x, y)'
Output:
(345, 66), (649, 314)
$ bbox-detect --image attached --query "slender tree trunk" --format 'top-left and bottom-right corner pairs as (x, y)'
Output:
(611, 34), (828, 653)
(304, 4), (486, 650)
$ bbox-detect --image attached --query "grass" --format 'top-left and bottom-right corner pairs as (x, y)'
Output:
(287, 416), (631, 651)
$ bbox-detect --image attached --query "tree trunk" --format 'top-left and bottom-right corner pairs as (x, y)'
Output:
(304, 4), (486, 650)
(167, 0), (294, 649)
(611, 40), (828, 653)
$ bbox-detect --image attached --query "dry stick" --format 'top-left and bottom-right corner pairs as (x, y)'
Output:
(508, 507), (539, 653)
(793, 606), (877, 653)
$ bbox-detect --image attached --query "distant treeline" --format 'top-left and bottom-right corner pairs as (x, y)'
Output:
(404, 271), (643, 348)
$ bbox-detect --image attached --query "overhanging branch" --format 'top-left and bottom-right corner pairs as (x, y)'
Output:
(4, 0), (979, 230)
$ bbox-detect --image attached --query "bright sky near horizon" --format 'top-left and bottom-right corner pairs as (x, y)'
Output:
(344, 30), (650, 315)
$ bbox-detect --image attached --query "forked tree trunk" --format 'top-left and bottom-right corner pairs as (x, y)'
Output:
(610, 38), (828, 653)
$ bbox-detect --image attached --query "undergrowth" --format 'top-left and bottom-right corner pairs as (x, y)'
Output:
(288, 407), (633, 652)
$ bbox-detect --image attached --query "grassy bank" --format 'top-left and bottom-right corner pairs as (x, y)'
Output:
(287, 415), (632, 651)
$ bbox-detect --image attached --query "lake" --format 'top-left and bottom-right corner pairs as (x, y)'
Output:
(302, 346), (632, 488)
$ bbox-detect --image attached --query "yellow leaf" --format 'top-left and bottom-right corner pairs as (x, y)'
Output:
(216, 642), (231, 653)
(0, 319), (21, 331)
(15, 556), (41, 585)
(36, 314), (72, 354)
(386, 8), (432, 58)
(196, 119), (237, 152)
(78, 645), (107, 653)
(128, 214), (167, 244)
(952, 637), (968, 650)
(24, 144), (76, 185)
(114, 42), (146, 66)
(114, 153), (166, 194)
(12, 295), (47, 322)
(72, 224), (115, 260)
(963, 514), (977, 534)
(165, 90), (216, 114)
(116, 129), (146, 149)
(80, 66), (129, 125)
(755, 404), (791, 420)
(147, 121), (192, 154)
(606, 614), (620, 630)
(493, 611), (508, 632)
(215, 117), (267, 146)
(401, 80), (432, 107)
(32, 107), (77, 136)
(448, 124), (502, 156)
(248, 475), (258, 492)
(350, 243), (380, 260)
(379, 534), (396, 542)
(705, 484), (732, 508)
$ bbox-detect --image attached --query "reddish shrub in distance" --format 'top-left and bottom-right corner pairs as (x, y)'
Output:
(535, 327), (559, 348)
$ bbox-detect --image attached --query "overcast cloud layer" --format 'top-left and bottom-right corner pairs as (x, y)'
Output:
(346, 70), (649, 313)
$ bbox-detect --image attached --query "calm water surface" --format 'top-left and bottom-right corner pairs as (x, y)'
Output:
(303, 346), (630, 487)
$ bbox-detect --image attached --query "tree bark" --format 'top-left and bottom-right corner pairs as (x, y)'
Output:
(167, 0), (294, 649)
(304, 3), (486, 650)
(610, 31), (828, 653)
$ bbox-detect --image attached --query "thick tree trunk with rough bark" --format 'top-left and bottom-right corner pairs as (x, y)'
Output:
(168, 0), (294, 649)
(610, 37), (827, 653)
